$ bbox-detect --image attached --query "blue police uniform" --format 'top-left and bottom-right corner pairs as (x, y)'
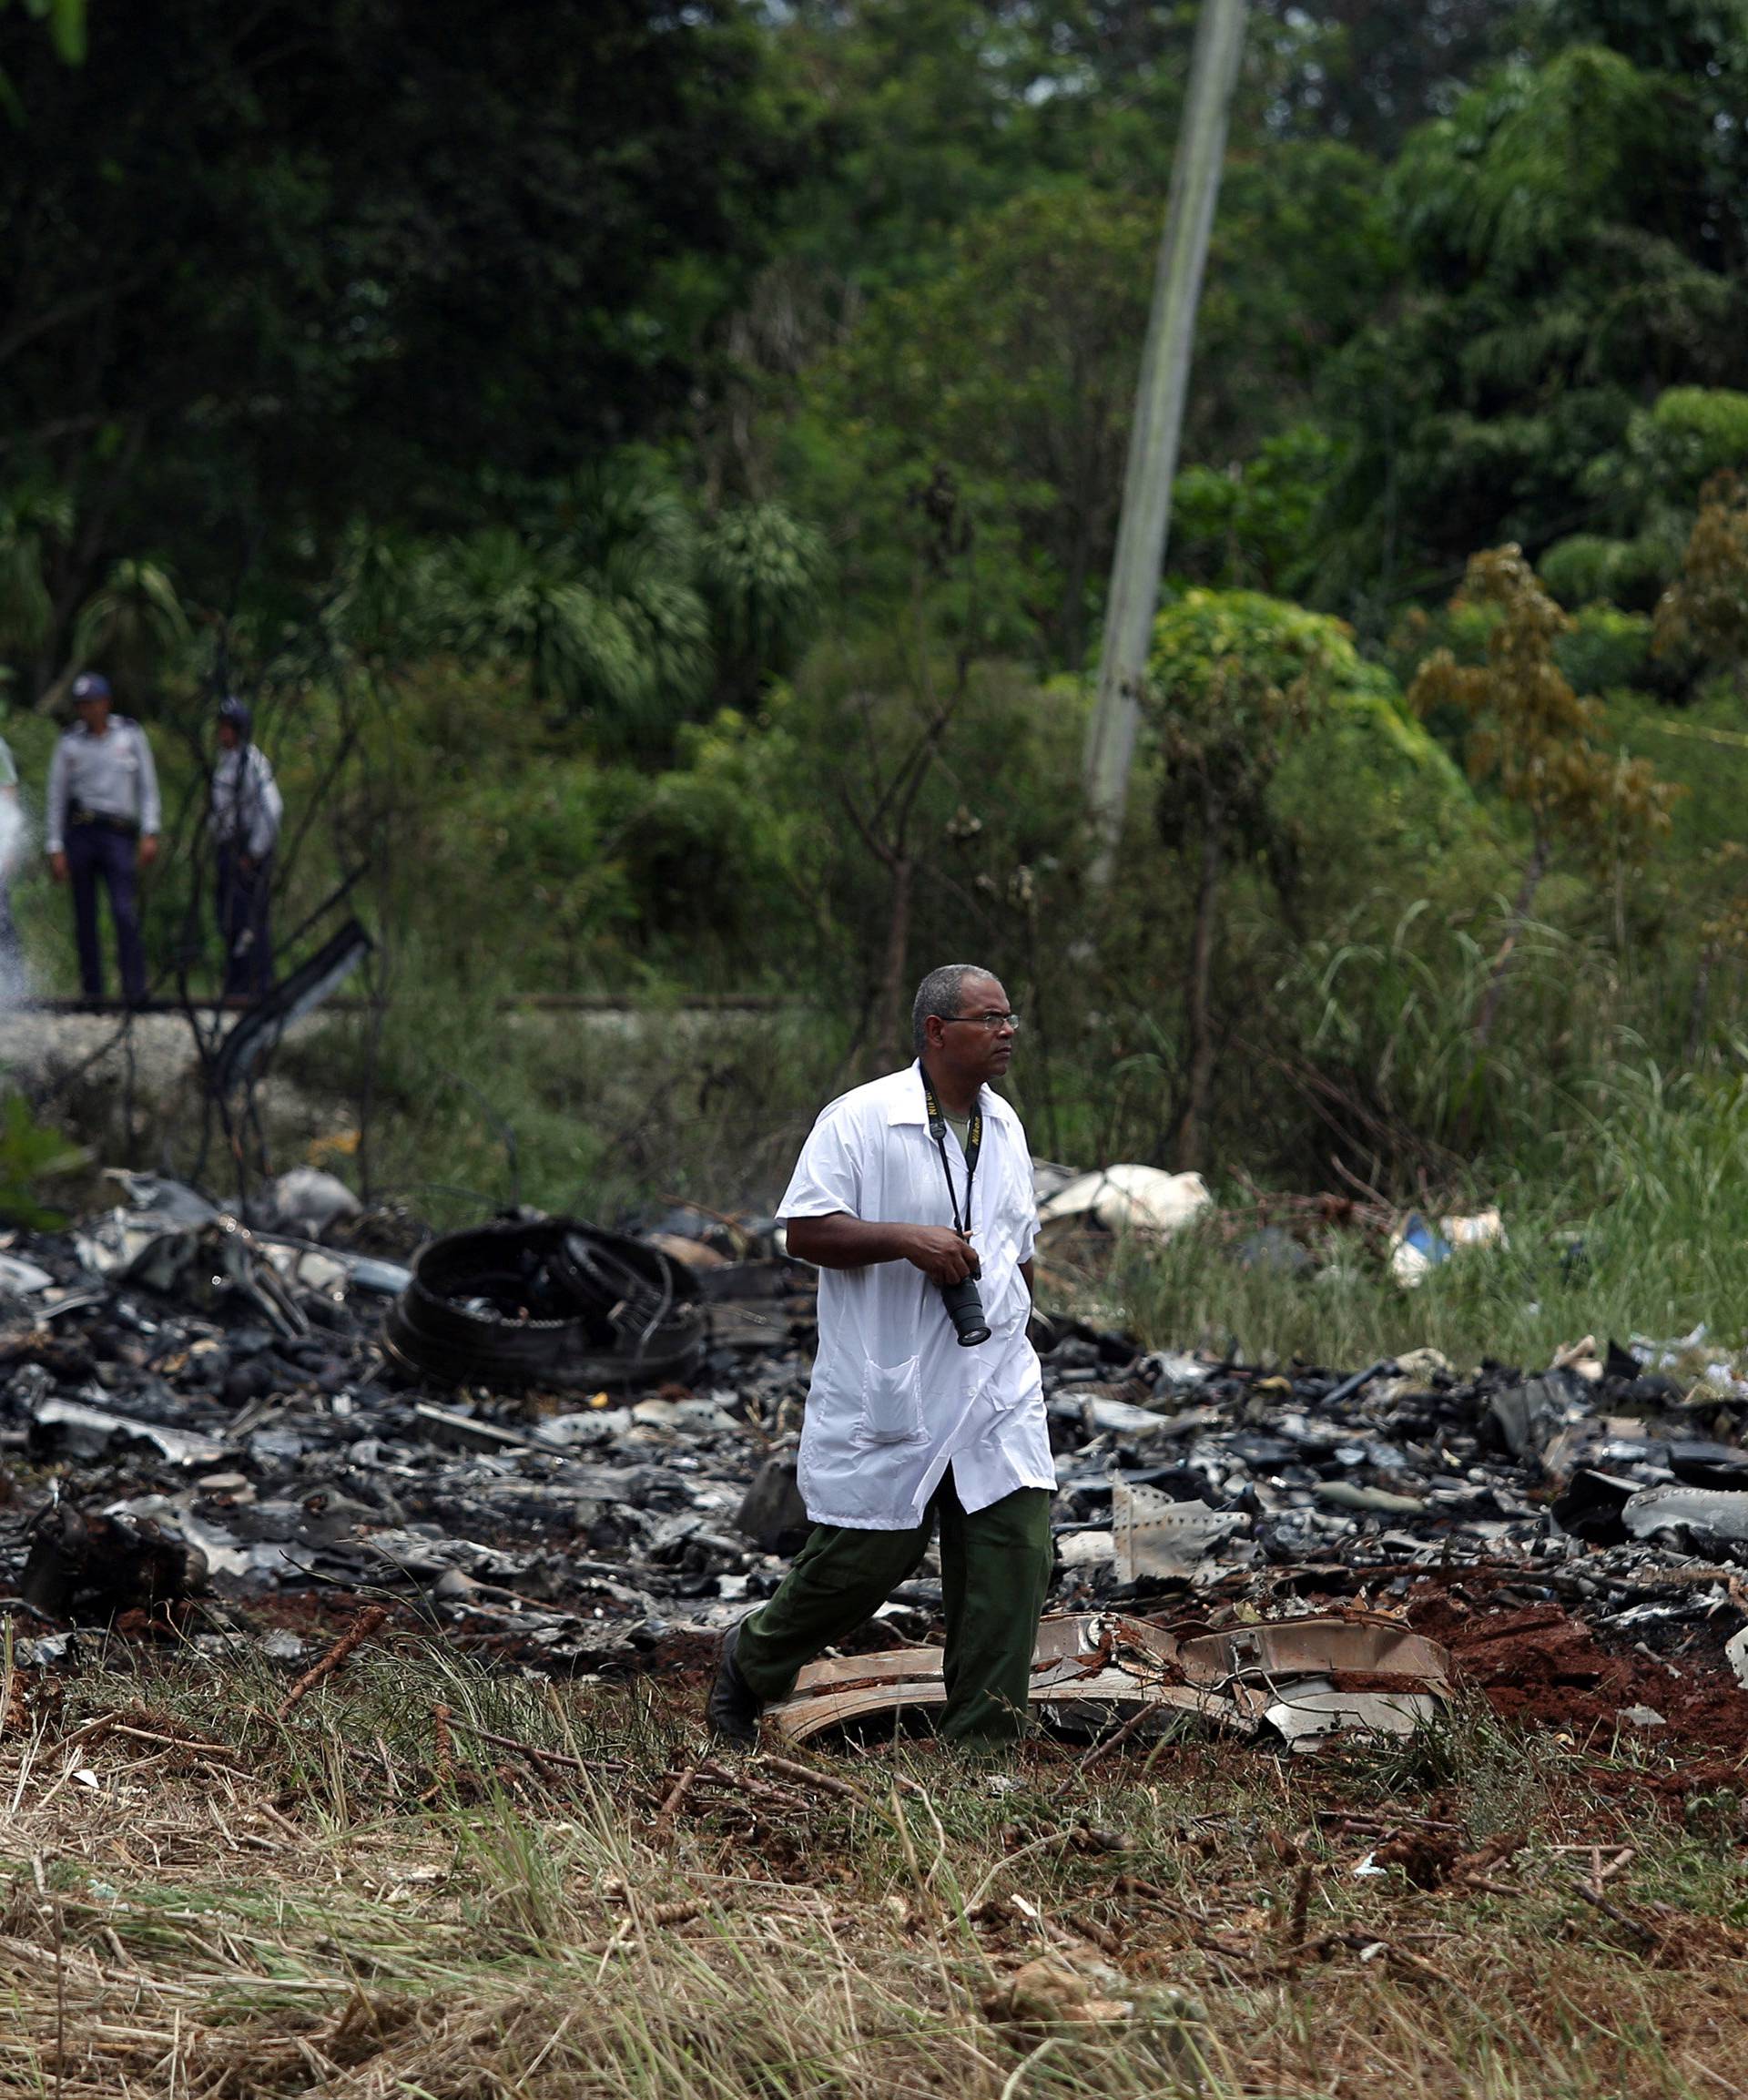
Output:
(46, 696), (161, 1003)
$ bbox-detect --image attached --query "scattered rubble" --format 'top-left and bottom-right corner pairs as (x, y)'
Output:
(5, 1170), (1748, 1761)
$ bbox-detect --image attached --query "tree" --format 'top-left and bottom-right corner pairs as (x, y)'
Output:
(802, 138), (1389, 672)
(1253, 0), (1508, 154)
(1408, 545), (1682, 1041)
(436, 499), (711, 763)
(0, 0), (83, 117)
(697, 503), (829, 706)
(379, 463), (824, 761)
(1170, 425), (1339, 596)
(0, 0), (81, 56)
(808, 185), (1155, 667)
(1144, 590), (1371, 1167)
(0, 1), (797, 624)
(70, 557), (188, 698)
(1653, 472), (1748, 690)
(0, 481), (71, 672)
(1316, 34), (1748, 615)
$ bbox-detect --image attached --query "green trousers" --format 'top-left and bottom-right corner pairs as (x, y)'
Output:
(733, 1474), (1054, 1744)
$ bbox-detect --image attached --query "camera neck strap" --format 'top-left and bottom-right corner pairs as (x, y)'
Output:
(920, 1068), (982, 1237)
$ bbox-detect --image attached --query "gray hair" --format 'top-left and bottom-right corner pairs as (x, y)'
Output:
(912, 963), (997, 1056)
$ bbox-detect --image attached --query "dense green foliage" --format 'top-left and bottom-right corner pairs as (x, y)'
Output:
(3, 0), (1748, 1253)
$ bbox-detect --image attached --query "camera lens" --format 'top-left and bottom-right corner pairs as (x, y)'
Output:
(938, 1275), (991, 1347)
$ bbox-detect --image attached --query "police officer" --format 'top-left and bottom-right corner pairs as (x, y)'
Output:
(209, 697), (282, 998)
(46, 672), (160, 1004)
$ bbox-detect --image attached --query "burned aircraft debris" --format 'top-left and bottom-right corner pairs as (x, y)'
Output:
(21, 1500), (208, 1619)
(4, 1172), (1748, 1756)
(381, 1217), (707, 1392)
(767, 1611), (1452, 1748)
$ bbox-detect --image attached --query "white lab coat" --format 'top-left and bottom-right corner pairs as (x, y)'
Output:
(778, 1062), (1055, 1530)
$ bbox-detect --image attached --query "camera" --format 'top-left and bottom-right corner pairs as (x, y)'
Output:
(938, 1273), (991, 1347)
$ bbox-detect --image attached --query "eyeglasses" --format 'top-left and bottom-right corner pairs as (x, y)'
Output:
(941, 1011), (1021, 1034)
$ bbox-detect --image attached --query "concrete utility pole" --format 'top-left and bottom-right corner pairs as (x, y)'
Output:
(1082, 0), (1248, 885)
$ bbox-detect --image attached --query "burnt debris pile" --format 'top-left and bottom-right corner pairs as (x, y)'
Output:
(5, 1176), (1748, 1747)
(383, 1218), (707, 1392)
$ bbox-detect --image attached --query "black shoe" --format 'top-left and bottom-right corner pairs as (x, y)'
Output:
(707, 1622), (762, 1747)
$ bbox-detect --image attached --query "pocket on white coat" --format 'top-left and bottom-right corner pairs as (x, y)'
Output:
(857, 1354), (927, 1444)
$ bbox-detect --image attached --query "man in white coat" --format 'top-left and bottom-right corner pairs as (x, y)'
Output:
(708, 963), (1054, 1747)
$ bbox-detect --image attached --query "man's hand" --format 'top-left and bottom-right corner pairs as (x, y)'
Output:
(137, 833), (158, 869)
(787, 1212), (982, 1278)
(902, 1226), (981, 1286)
(48, 851), (68, 884)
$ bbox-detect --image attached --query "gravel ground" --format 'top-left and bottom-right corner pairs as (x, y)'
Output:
(0, 1007), (221, 1097)
(0, 1004), (333, 1171)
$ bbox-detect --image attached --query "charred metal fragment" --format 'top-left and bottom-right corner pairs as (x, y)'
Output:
(382, 1217), (705, 1391)
(213, 917), (372, 1096)
(20, 1501), (208, 1620)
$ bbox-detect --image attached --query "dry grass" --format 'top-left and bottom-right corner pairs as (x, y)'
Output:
(1, 1626), (1745, 2098)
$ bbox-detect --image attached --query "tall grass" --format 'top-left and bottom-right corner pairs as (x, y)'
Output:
(1287, 894), (1654, 1176)
(1111, 1058), (1748, 1369)
(271, 950), (850, 1228)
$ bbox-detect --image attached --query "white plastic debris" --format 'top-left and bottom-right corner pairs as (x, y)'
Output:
(1314, 1481), (1427, 1514)
(1631, 1324), (1748, 1399)
(1083, 1394), (1175, 1435)
(1030, 1159), (1082, 1206)
(1726, 1626), (1748, 1691)
(631, 1395), (741, 1432)
(259, 1167), (361, 1237)
(0, 1251), (55, 1294)
(1391, 1346), (1455, 1382)
(15, 1633), (71, 1666)
(1038, 1166), (1212, 1239)
(1056, 1529), (1116, 1567)
(534, 1408), (634, 1446)
(1388, 1208), (1507, 1288)
(1550, 1335), (1604, 1381)
(76, 1209), (183, 1279)
(1142, 1350), (1215, 1389)
(101, 1170), (219, 1224)
(103, 1493), (259, 1579)
(261, 1243), (350, 1295)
